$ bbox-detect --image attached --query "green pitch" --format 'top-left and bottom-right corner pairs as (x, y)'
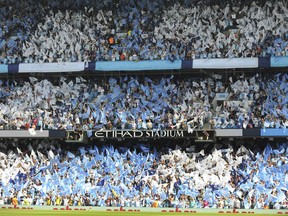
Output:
(0, 209), (283, 216)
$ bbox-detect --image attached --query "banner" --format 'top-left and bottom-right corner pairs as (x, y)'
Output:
(18, 62), (85, 73)
(0, 130), (49, 138)
(90, 129), (197, 139)
(271, 56), (288, 67)
(261, 129), (288, 136)
(215, 129), (243, 137)
(95, 60), (182, 71)
(0, 65), (8, 73)
(193, 58), (258, 69)
(0, 57), (286, 74)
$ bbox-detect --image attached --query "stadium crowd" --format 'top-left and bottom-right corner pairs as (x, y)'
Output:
(0, 0), (287, 211)
(0, 0), (288, 64)
(0, 72), (288, 131)
(0, 140), (287, 209)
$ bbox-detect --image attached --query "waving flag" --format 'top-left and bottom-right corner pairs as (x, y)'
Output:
(263, 144), (272, 161)
(80, 105), (91, 119)
(7, 38), (16, 48)
(0, 39), (6, 49)
(67, 151), (75, 159)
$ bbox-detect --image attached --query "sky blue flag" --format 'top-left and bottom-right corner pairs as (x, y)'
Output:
(139, 144), (150, 153)
(276, 189), (286, 202)
(133, 43), (140, 52)
(140, 46), (149, 56)
(85, 160), (94, 170)
(127, 41), (133, 49)
(128, 79), (137, 88)
(239, 182), (252, 191)
(80, 105), (91, 119)
(280, 163), (288, 172)
(3, 186), (11, 197)
(263, 144), (272, 161)
(274, 38), (282, 46)
(134, 78), (140, 86)
(0, 39), (6, 50)
(79, 147), (86, 155)
(273, 144), (285, 155)
(86, 130), (93, 138)
(111, 85), (121, 100)
(121, 18), (127, 25)
(71, 98), (78, 109)
(269, 108), (278, 117)
(156, 41), (164, 48)
(94, 109), (101, 123)
(255, 184), (266, 194)
(67, 151), (75, 159)
(111, 45), (124, 51)
(7, 38), (16, 49)
(100, 109), (107, 124)
(142, 186), (150, 195)
(108, 78), (117, 85)
(113, 149), (120, 159)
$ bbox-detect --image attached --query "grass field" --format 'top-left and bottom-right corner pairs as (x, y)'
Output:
(0, 209), (285, 216)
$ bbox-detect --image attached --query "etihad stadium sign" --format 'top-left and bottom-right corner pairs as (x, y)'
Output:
(92, 130), (190, 139)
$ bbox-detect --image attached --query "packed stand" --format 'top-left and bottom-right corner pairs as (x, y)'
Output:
(0, 140), (287, 209)
(0, 0), (288, 64)
(0, 72), (288, 131)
